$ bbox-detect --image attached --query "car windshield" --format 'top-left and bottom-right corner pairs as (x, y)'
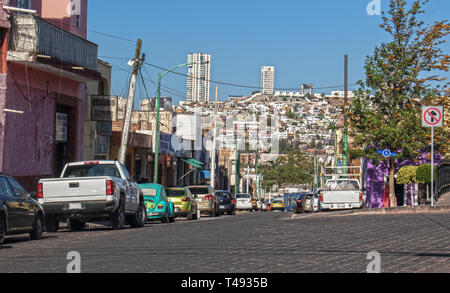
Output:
(166, 189), (185, 197)
(142, 188), (158, 197)
(273, 200), (283, 204)
(236, 194), (250, 199)
(323, 180), (360, 191)
(216, 192), (231, 198)
(188, 187), (210, 195)
(63, 164), (120, 178)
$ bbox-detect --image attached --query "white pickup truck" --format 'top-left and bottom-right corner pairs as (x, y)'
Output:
(37, 161), (146, 231)
(319, 179), (364, 210)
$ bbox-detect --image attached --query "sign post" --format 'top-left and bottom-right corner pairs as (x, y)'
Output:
(422, 106), (444, 207)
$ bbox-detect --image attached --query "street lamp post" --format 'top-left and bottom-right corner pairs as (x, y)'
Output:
(153, 62), (205, 184)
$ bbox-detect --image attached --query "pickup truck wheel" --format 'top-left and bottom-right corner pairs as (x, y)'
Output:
(68, 219), (86, 231)
(128, 203), (146, 228)
(30, 214), (44, 240)
(45, 215), (59, 233)
(0, 215), (5, 245)
(111, 204), (125, 230)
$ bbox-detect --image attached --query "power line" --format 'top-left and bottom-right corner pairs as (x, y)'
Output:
(143, 62), (359, 91)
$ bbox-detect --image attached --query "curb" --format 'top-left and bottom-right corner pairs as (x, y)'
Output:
(341, 205), (450, 216)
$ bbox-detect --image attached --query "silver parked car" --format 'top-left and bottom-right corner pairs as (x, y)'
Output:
(235, 193), (253, 211)
(302, 193), (318, 213)
(188, 185), (220, 217)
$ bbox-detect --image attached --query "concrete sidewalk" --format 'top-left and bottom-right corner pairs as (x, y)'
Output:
(341, 192), (450, 216)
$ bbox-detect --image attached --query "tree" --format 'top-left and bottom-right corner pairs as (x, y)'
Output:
(260, 149), (313, 186)
(348, 0), (450, 207)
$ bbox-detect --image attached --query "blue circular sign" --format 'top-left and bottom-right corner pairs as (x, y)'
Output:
(382, 149), (391, 158)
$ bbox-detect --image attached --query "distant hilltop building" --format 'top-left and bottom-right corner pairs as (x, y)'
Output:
(187, 53), (211, 103)
(261, 66), (275, 95)
(301, 84), (313, 96)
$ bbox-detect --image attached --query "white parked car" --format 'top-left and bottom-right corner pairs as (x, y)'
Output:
(235, 193), (253, 211)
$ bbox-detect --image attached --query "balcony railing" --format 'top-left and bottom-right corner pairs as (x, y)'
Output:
(8, 14), (98, 71)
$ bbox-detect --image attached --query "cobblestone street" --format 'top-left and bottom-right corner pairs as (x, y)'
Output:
(0, 211), (448, 273)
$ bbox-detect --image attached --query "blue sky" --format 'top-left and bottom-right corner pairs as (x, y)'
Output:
(87, 0), (450, 104)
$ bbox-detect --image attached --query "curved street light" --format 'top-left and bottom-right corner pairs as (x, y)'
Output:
(153, 61), (209, 183)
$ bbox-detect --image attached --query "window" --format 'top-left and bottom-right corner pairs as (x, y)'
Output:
(0, 177), (15, 198)
(7, 178), (27, 198)
(76, 15), (81, 28)
(17, 0), (31, 9)
(142, 188), (157, 197)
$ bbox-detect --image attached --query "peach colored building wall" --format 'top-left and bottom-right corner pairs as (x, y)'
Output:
(9, 0), (88, 38)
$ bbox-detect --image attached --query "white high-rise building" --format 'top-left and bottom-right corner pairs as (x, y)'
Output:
(186, 53), (211, 103)
(261, 66), (275, 95)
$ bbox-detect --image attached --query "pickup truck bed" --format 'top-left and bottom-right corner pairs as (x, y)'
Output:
(37, 161), (146, 231)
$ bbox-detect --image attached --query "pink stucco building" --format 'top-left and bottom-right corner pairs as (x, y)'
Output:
(0, 0), (98, 190)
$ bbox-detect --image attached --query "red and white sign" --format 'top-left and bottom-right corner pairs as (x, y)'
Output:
(422, 106), (443, 128)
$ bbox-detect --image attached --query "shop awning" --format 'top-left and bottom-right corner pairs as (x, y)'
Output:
(181, 158), (205, 169)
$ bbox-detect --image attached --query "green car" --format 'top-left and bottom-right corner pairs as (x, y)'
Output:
(139, 183), (174, 223)
(166, 187), (199, 220)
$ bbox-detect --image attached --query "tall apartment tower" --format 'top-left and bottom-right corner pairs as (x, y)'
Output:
(261, 66), (275, 95)
(186, 53), (211, 103)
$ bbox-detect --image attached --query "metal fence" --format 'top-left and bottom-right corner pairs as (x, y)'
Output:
(8, 14), (98, 71)
(436, 159), (450, 198)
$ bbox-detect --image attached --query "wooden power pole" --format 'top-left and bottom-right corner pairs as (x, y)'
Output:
(119, 39), (143, 165)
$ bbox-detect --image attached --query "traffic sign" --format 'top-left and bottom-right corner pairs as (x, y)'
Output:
(422, 106), (443, 128)
(377, 149), (397, 158)
(420, 105), (443, 207)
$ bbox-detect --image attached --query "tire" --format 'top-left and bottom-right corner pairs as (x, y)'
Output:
(111, 203), (125, 230)
(30, 214), (44, 240)
(68, 219), (86, 231)
(128, 202), (146, 228)
(161, 210), (169, 223)
(186, 209), (194, 220)
(45, 214), (59, 233)
(193, 208), (200, 220)
(0, 214), (6, 245)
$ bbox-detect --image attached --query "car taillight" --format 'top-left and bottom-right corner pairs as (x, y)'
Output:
(181, 197), (189, 202)
(231, 199), (236, 204)
(158, 204), (163, 210)
(249, 199), (253, 203)
(205, 195), (213, 200)
(37, 183), (43, 199)
(359, 193), (363, 201)
(320, 193), (324, 202)
(106, 180), (114, 195)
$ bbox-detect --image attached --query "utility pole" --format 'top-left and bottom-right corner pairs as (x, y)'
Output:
(211, 86), (218, 189)
(119, 39), (143, 165)
(234, 139), (239, 195)
(343, 55), (349, 174)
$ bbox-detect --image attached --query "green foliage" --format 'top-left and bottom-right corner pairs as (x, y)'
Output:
(416, 164), (436, 183)
(260, 149), (313, 186)
(396, 165), (418, 184)
(348, 0), (449, 163)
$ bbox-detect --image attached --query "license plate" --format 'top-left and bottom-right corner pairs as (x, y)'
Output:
(339, 204), (346, 208)
(220, 205), (225, 209)
(69, 203), (82, 210)
(197, 198), (203, 202)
